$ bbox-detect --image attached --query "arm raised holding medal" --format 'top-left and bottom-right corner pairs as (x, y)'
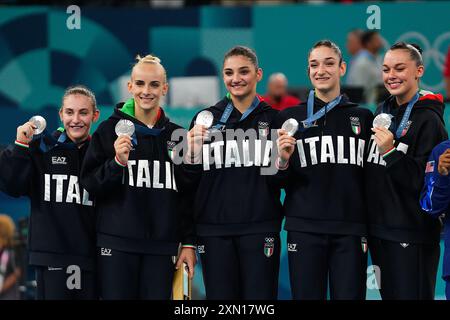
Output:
(185, 109), (214, 165)
(16, 121), (37, 145)
(186, 123), (208, 165)
(113, 134), (132, 167)
(276, 128), (296, 170)
(371, 126), (394, 155)
(0, 119), (42, 197)
(2, 117), (47, 195)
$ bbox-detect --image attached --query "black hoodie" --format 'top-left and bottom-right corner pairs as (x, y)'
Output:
(275, 94), (374, 236)
(183, 96), (283, 237)
(80, 104), (194, 255)
(365, 91), (448, 244)
(0, 130), (96, 270)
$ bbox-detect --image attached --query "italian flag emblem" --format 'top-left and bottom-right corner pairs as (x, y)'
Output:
(264, 243), (274, 258)
(361, 237), (368, 253)
(350, 117), (361, 135)
(264, 237), (275, 258)
(167, 141), (176, 160)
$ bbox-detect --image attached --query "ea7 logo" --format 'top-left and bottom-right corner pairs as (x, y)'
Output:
(287, 243), (298, 252)
(52, 156), (67, 165)
(197, 245), (205, 254)
(101, 248), (112, 256)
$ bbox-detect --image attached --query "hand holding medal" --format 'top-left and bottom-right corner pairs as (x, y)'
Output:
(372, 125), (394, 155)
(17, 115), (47, 144)
(186, 111), (213, 164)
(29, 115), (47, 135)
(115, 119), (135, 137)
(282, 118), (299, 136)
(195, 110), (214, 129)
(373, 113), (393, 130)
(114, 120), (135, 166)
(277, 118), (298, 169)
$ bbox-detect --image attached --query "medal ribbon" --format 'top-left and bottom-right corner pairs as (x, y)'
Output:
(36, 130), (77, 152)
(212, 95), (260, 129)
(300, 90), (342, 131)
(382, 92), (419, 139)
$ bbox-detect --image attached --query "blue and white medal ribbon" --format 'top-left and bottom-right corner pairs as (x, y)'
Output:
(212, 95), (260, 129)
(381, 92), (419, 139)
(300, 90), (342, 131)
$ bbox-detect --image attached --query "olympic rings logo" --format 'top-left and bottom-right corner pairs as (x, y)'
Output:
(265, 237), (275, 243)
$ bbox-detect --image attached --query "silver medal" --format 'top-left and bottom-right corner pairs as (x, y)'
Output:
(373, 113), (392, 129)
(195, 110), (214, 129)
(29, 115), (47, 135)
(282, 118), (299, 136)
(115, 119), (135, 137)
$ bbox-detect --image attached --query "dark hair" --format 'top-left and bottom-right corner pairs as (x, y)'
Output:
(349, 28), (363, 38)
(389, 41), (423, 66)
(308, 40), (343, 65)
(61, 85), (97, 111)
(361, 30), (379, 47)
(223, 45), (259, 69)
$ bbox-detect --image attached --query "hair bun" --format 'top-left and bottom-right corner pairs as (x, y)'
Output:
(135, 54), (161, 64)
(409, 43), (423, 55)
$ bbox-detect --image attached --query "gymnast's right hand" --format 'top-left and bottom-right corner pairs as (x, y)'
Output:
(114, 135), (132, 165)
(186, 124), (208, 164)
(16, 121), (36, 144)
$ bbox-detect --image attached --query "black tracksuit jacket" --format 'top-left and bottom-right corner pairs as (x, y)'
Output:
(0, 130), (96, 270)
(81, 104), (194, 255)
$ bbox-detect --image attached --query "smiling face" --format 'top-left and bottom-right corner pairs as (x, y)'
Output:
(223, 55), (262, 100)
(128, 62), (168, 112)
(59, 94), (99, 144)
(382, 49), (423, 101)
(308, 46), (346, 95)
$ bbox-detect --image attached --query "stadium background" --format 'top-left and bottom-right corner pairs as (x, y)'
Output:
(0, 1), (449, 299)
